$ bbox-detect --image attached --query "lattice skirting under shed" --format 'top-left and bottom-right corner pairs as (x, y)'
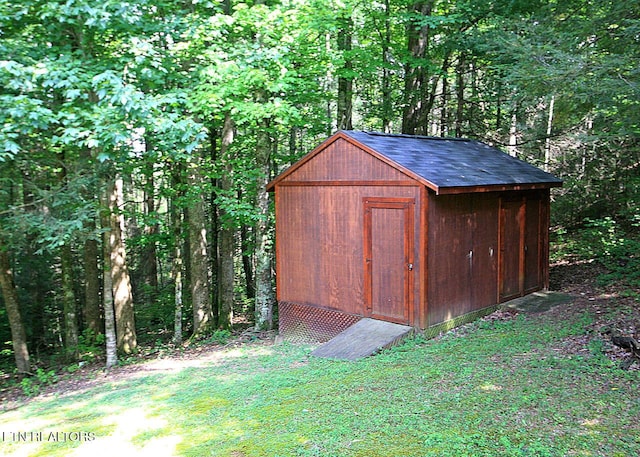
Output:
(278, 302), (362, 344)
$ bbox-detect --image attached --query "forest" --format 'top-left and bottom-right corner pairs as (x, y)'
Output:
(0, 0), (638, 376)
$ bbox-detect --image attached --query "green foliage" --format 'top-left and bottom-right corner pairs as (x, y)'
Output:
(77, 329), (106, 363)
(207, 329), (232, 345)
(553, 215), (640, 290)
(0, 344), (12, 357)
(596, 237), (640, 290)
(580, 217), (639, 290)
(19, 368), (57, 397)
(18, 377), (38, 397)
(581, 217), (626, 258)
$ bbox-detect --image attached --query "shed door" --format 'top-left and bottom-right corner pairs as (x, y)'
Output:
(499, 199), (525, 300)
(523, 198), (542, 293)
(364, 198), (414, 325)
(499, 196), (543, 301)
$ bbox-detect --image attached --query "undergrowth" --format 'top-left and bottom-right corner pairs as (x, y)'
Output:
(552, 215), (640, 292)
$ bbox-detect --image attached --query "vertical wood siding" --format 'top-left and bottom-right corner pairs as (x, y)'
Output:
(275, 184), (421, 322)
(287, 138), (410, 181)
(426, 193), (500, 325)
(498, 190), (548, 302)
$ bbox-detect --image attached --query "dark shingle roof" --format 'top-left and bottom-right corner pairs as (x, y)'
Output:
(343, 130), (562, 190)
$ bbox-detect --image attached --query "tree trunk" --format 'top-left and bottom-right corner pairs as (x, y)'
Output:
(20, 176), (46, 355)
(337, 12), (354, 130)
(402, 1), (433, 134)
(254, 119), (275, 331)
(60, 243), (79, 361)
(171, 166), (185, 345)
(55, 149), (79, 360)
(83, 226), (102, 336)
(508, 111), (518, 157)
(81, 142), (102, 336)
(101, 189), (117, 368)
(440, 73), (449, 137)
(217, 113), (235, 330)
(455, 53), (465, 138)
(188, 156), (212, 337)
(496, 79), (502, 131)
(209, 126), (220, 325)
(240, 219), (255, 300)
(0, 246), (30, 373)
(141, 145), (159, 301)
(381, 0), (393, 133)
(545, 95), (555, 171)
(217, 224), (234, 330)
(109, 178), (137, 354)
(172, 210), (184, 345)
(173, 254), (183, 345)
(470, 59), (478, 130)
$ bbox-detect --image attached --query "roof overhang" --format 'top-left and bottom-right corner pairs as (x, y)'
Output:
(432, 181), (563, 195)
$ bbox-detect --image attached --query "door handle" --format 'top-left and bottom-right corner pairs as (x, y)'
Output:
(408, 263), (413, 271)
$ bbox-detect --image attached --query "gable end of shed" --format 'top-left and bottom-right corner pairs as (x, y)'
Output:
(268, 132), (434, 187)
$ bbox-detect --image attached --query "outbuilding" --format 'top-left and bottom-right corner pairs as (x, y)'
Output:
(268, 130), (562, 342)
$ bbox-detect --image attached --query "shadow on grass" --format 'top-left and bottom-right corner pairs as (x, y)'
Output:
(1, 310), (639, 457)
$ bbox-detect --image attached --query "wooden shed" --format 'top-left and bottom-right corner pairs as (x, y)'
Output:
(268, 131), (562, 342)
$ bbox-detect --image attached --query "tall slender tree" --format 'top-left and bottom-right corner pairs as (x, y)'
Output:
(254, 109), (275, 331)
(170, 162), (186, 344)
(101, 187), (117, 368)
(402, 1), (433, 134)
(108, 178), (137, 354)
(60, 243), (79, 360)
(83, 220), (102, 336)
(217, 114), (236, 330)
(336, 9), (354, 130)
(188, 153), (213, 336)
(0, 242), (30, 373)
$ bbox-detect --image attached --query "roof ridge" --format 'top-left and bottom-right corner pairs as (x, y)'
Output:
(346, 130), (472, 142)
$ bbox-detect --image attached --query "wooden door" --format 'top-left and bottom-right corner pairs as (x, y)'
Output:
(523, 198), (542, 293)
(499, 196), (545, 302)
(364, 198), (414, 325)
(499, 198), (525, 301)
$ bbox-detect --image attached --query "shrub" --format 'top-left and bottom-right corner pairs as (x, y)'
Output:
(579, 217), (640, 290)
(20, 368), (57, 397)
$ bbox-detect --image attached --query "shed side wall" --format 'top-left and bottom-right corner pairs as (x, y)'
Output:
(498, 190), (550, 302)
(426, 190), (551, 327)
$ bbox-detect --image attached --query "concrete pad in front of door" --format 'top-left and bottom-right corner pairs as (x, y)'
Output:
(311, 318), (413, 361)
(503, 291), (573, 313)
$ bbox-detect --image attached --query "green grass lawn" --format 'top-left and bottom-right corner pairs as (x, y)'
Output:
(1, 304), (639, 457)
